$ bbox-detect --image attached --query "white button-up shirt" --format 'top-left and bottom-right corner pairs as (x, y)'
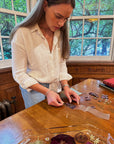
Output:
(11, 24), (72, 92)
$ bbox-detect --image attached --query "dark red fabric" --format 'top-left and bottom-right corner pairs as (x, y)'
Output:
(103, 78), (114, 88)
(50, 134), (76, 144)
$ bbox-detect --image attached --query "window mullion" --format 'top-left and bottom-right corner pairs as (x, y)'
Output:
(98, 0), (101, 16)
(0, 8), (27, 16)
(95, 18), (100, 56)
(70, 15), (114, 20)
(15, 14), (17, 25)
(0, 33), (4, 60)
(110, 19), (114, 61)
(81, 0), (85, 56)
(11, 0), (14, 10)
(26, 0), (30, 13)
(83, 0), (85, 16)
(81, 19), (84, 56)
(94, 0), (101, 56)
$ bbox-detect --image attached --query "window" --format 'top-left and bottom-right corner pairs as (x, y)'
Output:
(0, 0), (28, 68)
(68, 0), (114, 62)
(0, 0), (114, 68)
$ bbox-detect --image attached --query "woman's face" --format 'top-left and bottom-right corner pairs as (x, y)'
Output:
(44, 3), (73, 32)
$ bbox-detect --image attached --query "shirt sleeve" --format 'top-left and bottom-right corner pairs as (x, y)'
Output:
(11, 29), (38, 91)
(59, 58), (72, 81)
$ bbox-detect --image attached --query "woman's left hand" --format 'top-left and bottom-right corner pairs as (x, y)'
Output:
(64, 86), (80, 104)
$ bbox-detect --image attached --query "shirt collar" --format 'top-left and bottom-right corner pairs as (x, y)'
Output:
(30, 23), (61, 42)
(30, 24), (39, 33)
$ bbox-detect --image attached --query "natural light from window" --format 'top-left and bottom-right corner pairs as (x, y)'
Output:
(0, 0), (28, 68)
(68, 0), (114, 62)
(0, 0), (114, 68)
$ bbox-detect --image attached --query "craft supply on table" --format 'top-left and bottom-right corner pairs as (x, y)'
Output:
(64, 101), (110, 120)
(64, 102), (76, 109)
(64, 91), (111, 120)
(18, 128), (114, 144)
(70, 88), (82, 95)
(89, 92), (99, 98)
(50, 134), (76, 144)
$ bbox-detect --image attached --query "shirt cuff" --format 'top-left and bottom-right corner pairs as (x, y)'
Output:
(60, 73), (72, 81)
(20, 77), (38, 91)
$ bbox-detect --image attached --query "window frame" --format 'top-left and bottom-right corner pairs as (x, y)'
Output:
(0, 0), (114, 69)
(0, 0), (30, 68)
(68, 1), (114, 62)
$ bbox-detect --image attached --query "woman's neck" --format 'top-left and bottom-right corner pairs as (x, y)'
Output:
(39, 17), (54, 53)
(39, 17), (53, 35)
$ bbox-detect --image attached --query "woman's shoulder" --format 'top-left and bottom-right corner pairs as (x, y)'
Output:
(12, 27), (28, 41)
(16, 26), (31, 34)
(17, 24), (38, 34)
(12, 24), (38, 42)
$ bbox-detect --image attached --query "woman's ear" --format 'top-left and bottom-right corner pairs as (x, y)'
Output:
(43, 0), (48, 11)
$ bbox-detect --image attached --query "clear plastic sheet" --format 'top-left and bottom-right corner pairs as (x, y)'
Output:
(75, 104), (110, 120)
(107, 133), (114, 144)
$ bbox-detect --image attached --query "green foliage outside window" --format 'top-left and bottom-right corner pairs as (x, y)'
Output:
(13, 0), (27, 13)
(0, 0), (26, 60)
(0, 13), (15, 36)
(17, 15), (25, 24)
(0, 0), (12, 10)
(70, 0), (113, 57)
(0, 0), (27, 12)
(2, 38), (11, 59)
(100, 0), (114, 15)
(0, 0), (114, 60)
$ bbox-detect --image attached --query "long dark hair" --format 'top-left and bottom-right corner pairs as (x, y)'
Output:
(10, 0), (75, 59)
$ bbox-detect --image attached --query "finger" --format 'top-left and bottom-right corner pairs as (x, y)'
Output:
(75, 96), (80, 104)
(72, 97), (79, 104)
(67, 95), (72, 103)
(73, 92), (80, 99)
(71, 95), (80, 104)
(51, 101), (63, 107)
(57, 96), (64, 105)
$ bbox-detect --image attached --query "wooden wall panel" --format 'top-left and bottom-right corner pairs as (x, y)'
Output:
(0, 62), (114, 114)
(0, 68), (25, 114)
(67, 62), (114, 86)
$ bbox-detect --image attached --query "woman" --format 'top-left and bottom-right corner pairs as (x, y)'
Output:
(10, 0), (80, 108)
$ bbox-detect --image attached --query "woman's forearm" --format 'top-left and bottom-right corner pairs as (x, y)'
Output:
(29, 83), (49, 95)
(60, 80), (69, 89)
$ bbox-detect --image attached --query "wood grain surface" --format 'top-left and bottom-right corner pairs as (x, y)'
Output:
(0, 79), (113, 144)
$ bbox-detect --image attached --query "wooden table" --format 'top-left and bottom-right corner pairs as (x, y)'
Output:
(0, 79), (114, 144)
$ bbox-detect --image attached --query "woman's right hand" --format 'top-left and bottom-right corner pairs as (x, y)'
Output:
(46, 90), (64, 107)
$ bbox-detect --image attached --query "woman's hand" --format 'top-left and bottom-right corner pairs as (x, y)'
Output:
(46, 90), (64, 107)
(64, 86), (80, 104)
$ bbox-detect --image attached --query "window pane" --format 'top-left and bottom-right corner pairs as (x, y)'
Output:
(72, 0), (84, 16)
(0, 45), (2, 60)
(70, 39), (82, 56)
(17, 15), (26, 24)
(0, 13), (15, 36)
(2, 38), (11, 59)
(98, 19), (113, 37)
(85, 0), (99, 16)
(0, 0), (12, 10)
(84, 20), (98, 37)
(100, 0), (114, 15)
(69, 20), (83, 38)
(13, 0), (27, 13)
(97, 39), (111, 56)
(83, 39), (96, 56)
